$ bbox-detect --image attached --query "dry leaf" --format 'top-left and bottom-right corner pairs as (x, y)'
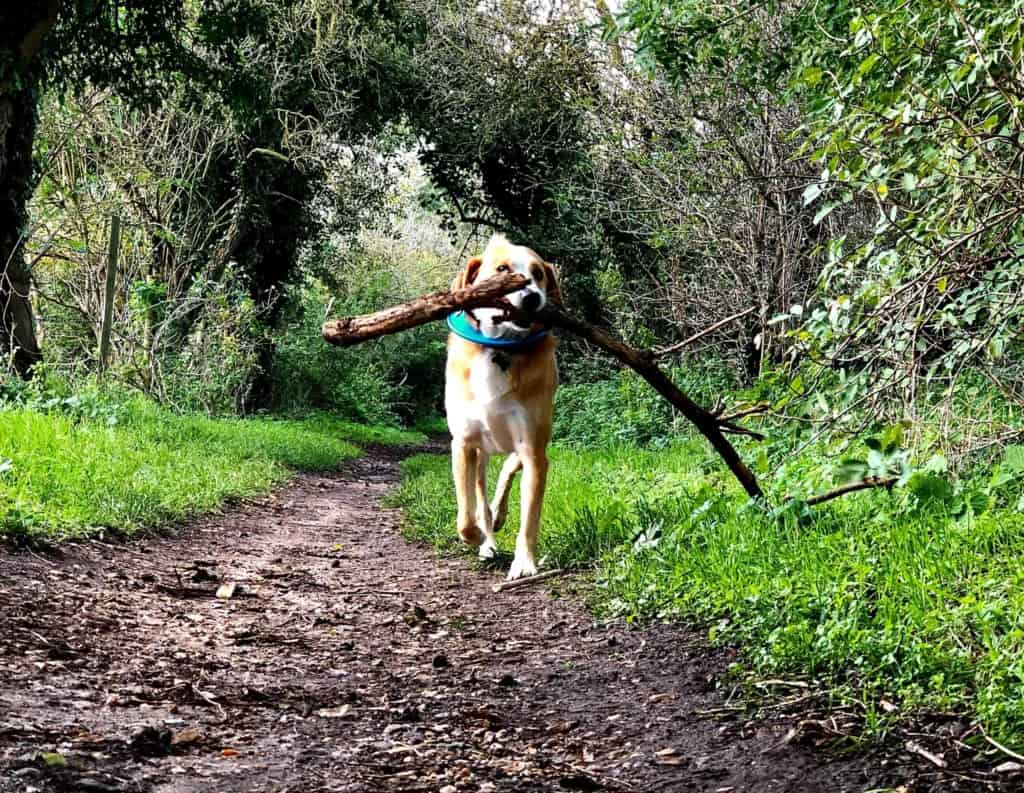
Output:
(171, 727), (203, 746)
(216, 582), (236, 599)
(316, 704), (352, 719)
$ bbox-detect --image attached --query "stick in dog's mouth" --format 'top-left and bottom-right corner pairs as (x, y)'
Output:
(496, 302), (542, 329)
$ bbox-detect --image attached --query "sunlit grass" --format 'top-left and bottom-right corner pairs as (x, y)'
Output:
(0, 401), (422, 542)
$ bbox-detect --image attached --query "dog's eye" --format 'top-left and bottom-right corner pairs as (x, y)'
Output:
(497, 264), (510, 273)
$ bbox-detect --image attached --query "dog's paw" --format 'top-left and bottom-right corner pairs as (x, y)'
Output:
(458, 523), (482, 546)
(507, 555), (538, 581)
(478, 538), (499, 560)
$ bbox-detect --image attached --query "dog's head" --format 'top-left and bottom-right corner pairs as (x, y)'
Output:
(451, 235), (561, 340)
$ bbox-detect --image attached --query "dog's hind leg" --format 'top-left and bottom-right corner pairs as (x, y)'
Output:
(490, 452), (522, 534)
(452, 440), (482, 547)
(475, 451), (498, 559)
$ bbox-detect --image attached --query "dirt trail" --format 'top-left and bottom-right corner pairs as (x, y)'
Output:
(0, 445), (1004, 792)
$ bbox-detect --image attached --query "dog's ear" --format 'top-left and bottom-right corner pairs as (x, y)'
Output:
(542, 261), (562, 305)
(451, 256), (483, 291)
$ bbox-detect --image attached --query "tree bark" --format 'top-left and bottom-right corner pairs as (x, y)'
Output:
(322, 273), (530, 345)
(0, 83), (43, 378)
(0, 4), (60, 378)
(322, 274), (764, 499)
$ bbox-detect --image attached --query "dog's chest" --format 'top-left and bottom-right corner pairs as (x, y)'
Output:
(469, 351), (515, 404)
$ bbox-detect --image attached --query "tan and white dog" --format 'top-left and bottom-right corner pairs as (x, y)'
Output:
(445, 235), (560, 580)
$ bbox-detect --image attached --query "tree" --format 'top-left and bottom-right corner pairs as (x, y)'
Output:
(1, 0), (191, 378)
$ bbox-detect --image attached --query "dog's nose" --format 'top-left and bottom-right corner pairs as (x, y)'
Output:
(522, 292), (541, 311)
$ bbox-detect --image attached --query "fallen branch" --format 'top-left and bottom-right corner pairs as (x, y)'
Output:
(322, 273), (528, 346)
(323, 276), (765, 499)
(491, 568), (570, 593)
(501, 301), (765, 498)
(803, 476), (898, 506)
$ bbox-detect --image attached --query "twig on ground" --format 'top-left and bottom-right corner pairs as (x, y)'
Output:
(905, 739), (948, 769)
(982, 732), (1024, 763)
(491, 568), (570, 593)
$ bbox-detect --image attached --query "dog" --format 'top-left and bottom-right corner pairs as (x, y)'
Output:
(444, 234), (560, 580)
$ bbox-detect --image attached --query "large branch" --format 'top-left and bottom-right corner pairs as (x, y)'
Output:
(505, 303), (764, 499)
(322, 275), (764, 499)
(322, 273), (528, 346)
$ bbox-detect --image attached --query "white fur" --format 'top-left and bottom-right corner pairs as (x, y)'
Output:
(446, 234), (555, 582)
(469, 354), (511, 405)
(507, 552), (538, 580)
(473, 235), (547, 340)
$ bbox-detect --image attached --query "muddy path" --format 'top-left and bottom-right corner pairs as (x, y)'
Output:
(0, 444), (1010, 792)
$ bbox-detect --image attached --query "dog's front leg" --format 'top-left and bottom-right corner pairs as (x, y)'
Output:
(507, 449), (548, 580)
(452, 440), (482, 546)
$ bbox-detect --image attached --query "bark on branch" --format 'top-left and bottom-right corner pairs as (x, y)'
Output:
(802, 476), (898, 506)
(322, 275), (764, 499)
(322, 273), (529, 347)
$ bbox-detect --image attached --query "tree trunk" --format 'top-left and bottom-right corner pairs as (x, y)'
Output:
(0, 82), (42, 378)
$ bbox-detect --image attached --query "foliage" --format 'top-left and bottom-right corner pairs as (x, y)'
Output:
(0, 382), (422, 543)
(787, 0), (1024, 414)
(271, 227), (454, 423)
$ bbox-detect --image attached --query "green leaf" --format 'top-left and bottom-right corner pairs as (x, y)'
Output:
(1003, 445), (1024, 474)
(813, 202), (835, 225)
(858, 53), (880, 75)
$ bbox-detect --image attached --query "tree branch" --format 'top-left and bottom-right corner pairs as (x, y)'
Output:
(322, 273), (528, 346)
(802, 476), (898, 507)
(322, 276), (764, 499)
(654, 306), (757, 357)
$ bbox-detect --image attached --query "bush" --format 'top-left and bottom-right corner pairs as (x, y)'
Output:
(552, 360), (738, 448)
(271, 243), (450, 424)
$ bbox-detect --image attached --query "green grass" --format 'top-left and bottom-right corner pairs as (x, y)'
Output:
(393, 438), (1024, 750)
(0, 399), (422, 542)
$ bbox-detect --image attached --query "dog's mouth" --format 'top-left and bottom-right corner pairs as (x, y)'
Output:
(495, 316), (532, 330)
(493, 298), (540, 330)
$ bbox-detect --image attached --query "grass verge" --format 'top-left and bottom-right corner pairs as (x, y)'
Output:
(392, 438), (1024, 750)
(0, 398), (423, 543)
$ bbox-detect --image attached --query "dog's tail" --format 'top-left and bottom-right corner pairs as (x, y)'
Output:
(490, 453), (522, 533)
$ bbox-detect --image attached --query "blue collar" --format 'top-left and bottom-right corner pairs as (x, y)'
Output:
(447, 311), (550, 351)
